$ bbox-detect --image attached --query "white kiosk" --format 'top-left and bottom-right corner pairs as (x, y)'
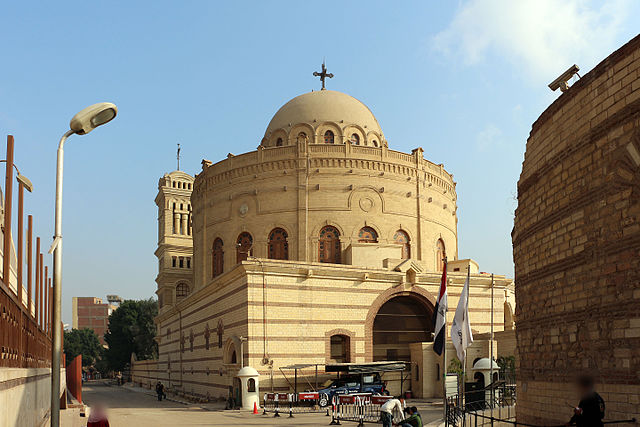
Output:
(472, 358), (500, 405)
(237, 366), (260, 410)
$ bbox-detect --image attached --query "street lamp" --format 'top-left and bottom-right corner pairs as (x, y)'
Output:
(49, 102), (117, 427)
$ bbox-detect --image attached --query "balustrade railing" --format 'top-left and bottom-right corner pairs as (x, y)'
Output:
(0, 135), (54, 368)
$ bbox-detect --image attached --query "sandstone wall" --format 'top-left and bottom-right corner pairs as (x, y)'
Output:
(513, 35), (640, 424)
(152, 260), (509, 401)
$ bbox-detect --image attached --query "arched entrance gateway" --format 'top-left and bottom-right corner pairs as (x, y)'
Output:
(372, 294), (434, 362)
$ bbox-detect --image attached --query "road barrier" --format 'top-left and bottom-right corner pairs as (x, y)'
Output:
(263, 392), (395, 425)
(330, 394), (395, 426)
(262, 392), (324, 416)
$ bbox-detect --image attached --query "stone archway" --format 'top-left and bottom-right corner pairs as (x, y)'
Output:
(365, 287), (436, 362)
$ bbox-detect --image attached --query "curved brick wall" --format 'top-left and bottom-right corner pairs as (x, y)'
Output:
(513, 35), (640, 424)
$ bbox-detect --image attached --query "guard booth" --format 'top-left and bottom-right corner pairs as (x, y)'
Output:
(236, 366), (260, 410)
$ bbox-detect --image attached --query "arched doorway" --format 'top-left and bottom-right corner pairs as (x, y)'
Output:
(372, 295), (433, 361)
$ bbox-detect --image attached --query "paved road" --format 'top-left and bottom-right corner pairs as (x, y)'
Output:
(63, 382), (442, 426)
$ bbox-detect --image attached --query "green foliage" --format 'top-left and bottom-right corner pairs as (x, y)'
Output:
(447, 357), (463, 375)
(497, 355), (516, 377)
(104, 299), (158, 372)
(63, 328), (104, 368)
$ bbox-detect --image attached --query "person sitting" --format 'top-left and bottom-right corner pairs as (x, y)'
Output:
(567, 376), (605, 427)
(398, 406), (422, 427)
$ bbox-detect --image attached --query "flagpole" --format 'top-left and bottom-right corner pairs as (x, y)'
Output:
(490, 273), (495, 423)
(442, 258), (447, 421)
(462, 265), (470, 427)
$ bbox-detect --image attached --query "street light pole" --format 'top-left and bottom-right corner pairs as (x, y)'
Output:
(50, 129), (73, 427)
(50, 103), (117, 427)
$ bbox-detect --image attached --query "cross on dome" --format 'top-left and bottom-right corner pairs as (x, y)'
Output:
(313, 61), (333, 90)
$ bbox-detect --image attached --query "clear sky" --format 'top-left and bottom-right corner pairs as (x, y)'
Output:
(1, 1), (638, 326)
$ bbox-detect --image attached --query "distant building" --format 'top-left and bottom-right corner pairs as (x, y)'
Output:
(71, 296), (119, 345)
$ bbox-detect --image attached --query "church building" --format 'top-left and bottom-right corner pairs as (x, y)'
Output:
(144, 71), (515, 401)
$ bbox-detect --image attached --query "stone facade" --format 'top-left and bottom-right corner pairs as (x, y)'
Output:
(513, 35), (640, 424)
(146, 89), (515, 401)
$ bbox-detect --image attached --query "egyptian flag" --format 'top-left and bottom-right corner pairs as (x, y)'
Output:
(432, 264), (447, 355)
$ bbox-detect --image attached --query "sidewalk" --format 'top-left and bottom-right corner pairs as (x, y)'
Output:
(117, 382), (227, 411)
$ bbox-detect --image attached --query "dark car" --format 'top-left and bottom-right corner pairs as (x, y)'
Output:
(317, 374), (387, 407)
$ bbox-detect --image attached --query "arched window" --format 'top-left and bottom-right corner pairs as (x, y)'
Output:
(176, 283), (190, 301)
(350, 134), (360, 145)
(268, 228), (288, 260)
(212, 238), (224, 277)
(394, 230), (411, 259)
(236, 232), (253, 263)
(247, 378), (256, 392)
(276, 138), (283, 147)
(319, 225), (341, 264)
(372, 140), (379, 147)
(436, 239), (446, 272)
(324, 130), (334, 144)
(358, 226), (378, 243)
(330, 334), (351, 363)
(297, 132), (307, 142)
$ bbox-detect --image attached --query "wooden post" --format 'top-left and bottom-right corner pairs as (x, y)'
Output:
(27, 215), (33, 316)
(44, 266), (48, 333)
(48, 278), (52, 338)
(35, 237), (40, 324)
(39, 253), (43, 329)
(3, 135), (14, 287)
(17, 182), (24, 304)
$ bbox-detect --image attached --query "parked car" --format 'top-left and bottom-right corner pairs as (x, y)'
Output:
(317, 374), (387, 407)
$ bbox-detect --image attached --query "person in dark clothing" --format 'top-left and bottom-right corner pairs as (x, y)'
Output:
(398, 406), (423, 427)
(568, 376), (605, 427)
(155, 381), (166, 401)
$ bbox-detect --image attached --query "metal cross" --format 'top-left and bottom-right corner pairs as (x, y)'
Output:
(313, 61), (334, 90)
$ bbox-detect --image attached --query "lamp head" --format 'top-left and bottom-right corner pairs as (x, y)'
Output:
(69, 102), (118, 135)
(16, 173), (33, 192)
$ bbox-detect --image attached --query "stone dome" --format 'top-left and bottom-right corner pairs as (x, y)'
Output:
(262, 90), (385, 147)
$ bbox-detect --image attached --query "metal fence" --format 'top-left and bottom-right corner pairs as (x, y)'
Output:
(262, 392), (394, 425)
(446, 383), (635, 427)
(0, 135), (54, 369)
(330, 394), (394, 426)
(262, 392), (326, 416)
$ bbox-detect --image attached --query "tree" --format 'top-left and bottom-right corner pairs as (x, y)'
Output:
(63, 328), (104, 368)
(104, 298), (158, 371)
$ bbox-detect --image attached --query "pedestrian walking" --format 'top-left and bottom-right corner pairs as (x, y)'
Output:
(380, 398), (404, 427)
(567, 376), (605, 427)
(156, 381), (166, 401)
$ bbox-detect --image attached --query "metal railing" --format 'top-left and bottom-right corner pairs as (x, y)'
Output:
(0, 135), (54, 369)
(262, 392), (326, 416)
(446, 381), (636, 427)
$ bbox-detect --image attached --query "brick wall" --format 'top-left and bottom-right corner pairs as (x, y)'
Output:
(513, 35), (640, 424)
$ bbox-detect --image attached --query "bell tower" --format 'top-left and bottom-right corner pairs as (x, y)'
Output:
(155, 170), (194, 311)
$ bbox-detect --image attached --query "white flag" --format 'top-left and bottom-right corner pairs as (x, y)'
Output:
(451, 268), (473, 362)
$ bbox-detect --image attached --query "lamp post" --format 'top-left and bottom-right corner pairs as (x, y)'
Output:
(49, 102), (117, 427)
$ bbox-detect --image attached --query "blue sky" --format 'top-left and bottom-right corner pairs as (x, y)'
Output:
(1, 1), (638, 326)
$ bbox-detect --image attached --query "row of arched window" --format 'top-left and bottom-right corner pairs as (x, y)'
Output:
(209, 226), (443, 278)
(274, 131), (379, 147)
(170, 180), (192, 190)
